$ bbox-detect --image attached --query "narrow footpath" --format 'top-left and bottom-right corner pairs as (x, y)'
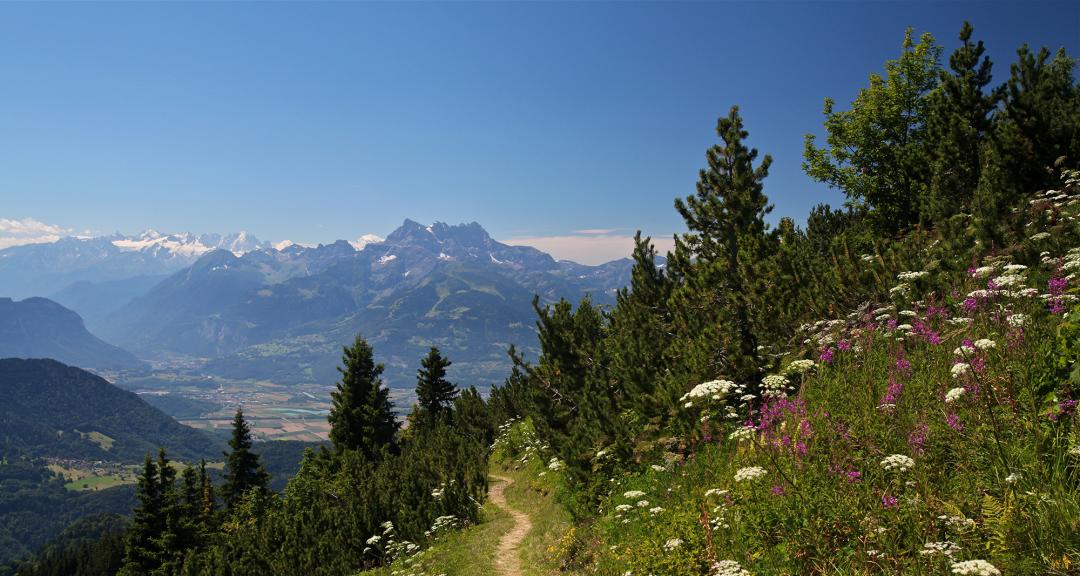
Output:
(488, 475), (533, 576)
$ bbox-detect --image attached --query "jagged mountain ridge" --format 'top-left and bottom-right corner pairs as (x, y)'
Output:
(0, 230), (272, 300)
(97, 220), (642, 387)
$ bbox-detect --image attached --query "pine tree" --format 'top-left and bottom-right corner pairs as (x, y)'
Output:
(415, 347), (458, 426)
(221, 408), (270, 509)
(118, 455), (162, 576)
(673, 105), (774, 386)
(924, 21), (999, 223)
(328, 334), (400, 458)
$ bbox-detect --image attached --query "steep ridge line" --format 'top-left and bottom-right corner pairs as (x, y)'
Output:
(489, 475), (533, 576)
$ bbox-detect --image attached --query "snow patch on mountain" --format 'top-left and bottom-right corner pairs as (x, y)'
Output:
(349, 234), (384, 251)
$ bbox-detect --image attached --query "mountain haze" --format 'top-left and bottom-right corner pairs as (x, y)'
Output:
(0, 298), (144, 372)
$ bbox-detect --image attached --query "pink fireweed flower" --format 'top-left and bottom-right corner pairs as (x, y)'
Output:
(881, 493), (899, 509)
(970, 356), (987, 374)
(846, 470), (862, 483)
(819, 347), (835, 363)
(838, 340), (852, 351)
(1049, 399), (1077, 422)
(770, 485), (786, 496)
(946, 413), (964, 432)
(962, 297), (978, 313)
(908, 423), (928, 456)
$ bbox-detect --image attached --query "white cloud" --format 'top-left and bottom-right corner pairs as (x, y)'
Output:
(502, 232), (675, 265)
(0, 217), (70, 250)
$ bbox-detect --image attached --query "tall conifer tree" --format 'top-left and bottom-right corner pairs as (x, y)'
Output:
(221, 408), (270, 508)
(415, 347), (457, 425)
(328, 334), (400, 458)
(673, 105), (774, 386)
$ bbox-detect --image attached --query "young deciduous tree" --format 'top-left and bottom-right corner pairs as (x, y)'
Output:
(803, 29), (942, 231)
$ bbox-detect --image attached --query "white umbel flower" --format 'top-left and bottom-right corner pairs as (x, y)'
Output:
(880, 454), (915, 472)
(945, 387), (966, 404)
(1006, 313), (1029, 327)
(711, 560), (753, 576)
(974, 339), (996, 350)
(950, 559), (1001, 575)
(951, 363), (971, 378)
(734, 466), (768, 482)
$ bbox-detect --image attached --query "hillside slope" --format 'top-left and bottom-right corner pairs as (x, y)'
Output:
(0, 298), (144, 372)
(0, 358), (219, 462)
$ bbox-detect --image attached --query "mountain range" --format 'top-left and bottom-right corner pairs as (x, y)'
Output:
(0, 220), (641, 388)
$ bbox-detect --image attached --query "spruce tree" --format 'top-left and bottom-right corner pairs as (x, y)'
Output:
(328, 334), (400, 458)
(221, 408), (270, 509)
(415, 347), (457, 426)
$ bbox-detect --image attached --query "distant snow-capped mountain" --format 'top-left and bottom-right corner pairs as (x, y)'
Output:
(0, 230), (274, 299)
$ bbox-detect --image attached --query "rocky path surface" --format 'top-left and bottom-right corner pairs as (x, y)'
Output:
(489, 475), (533, 576)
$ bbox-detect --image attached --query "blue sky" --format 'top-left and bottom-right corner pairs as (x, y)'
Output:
(1, 1), (1077, 263)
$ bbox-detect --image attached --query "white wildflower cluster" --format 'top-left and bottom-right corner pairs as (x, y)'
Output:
(889, 283), (911, 297)
(623, 490), (646, 499)
(860, 253), (876, 263)
(680, 379), (740, 407)
(1003, 264), (1028, 273)
(711, 560), (753, 576)
(951, 363), (971, 378)
(1006, 313), (1029, 328)
(1029, 231), (1051, 241)
(424, 515), (458, 539)
(663, 538), (683, 551)
(636, 500), (650, 508)
(950, 559), (1001, 575)
(734, 466), (768, 482)
(784, 359), (816, 375)
(728, 425), (756, 442)
(974, 338), (996, 350)
(1064, 247), (1080, 274)
(761, 374), (791, 399)
(991, 273), (1025, 288)
(972, 266), (996, 278)
(945, 387), (966, 404)
(614, 504), (633, 513)
(938, 514), (977, 531)
(431, 485), (445, 499)
(1069, 443), (1080, 458)
(880, 454), (915, 473)
(947, 317), (974, 326)
(367, 521), (420, 561)
(704, 488), (729, 498)
(897, 271), (928, 281)
(1005, 472), (1022, 484)
(547, 457), (564, 471)
(650, 464), (666, 472)
(954, 342), (975, 357)
(648, 506), (664, 516)
(920, 541), (961, 557)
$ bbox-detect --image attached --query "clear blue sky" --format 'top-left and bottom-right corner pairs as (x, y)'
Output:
(1, 1), (1077, 263)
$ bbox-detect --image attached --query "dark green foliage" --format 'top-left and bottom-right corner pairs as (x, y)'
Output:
(923, 21), (1000, 223)
(220, 409), (270, 509)
(0, 460), (134, 572)
(415, 347), (458, 427)
(11, 514), (128, 576)
(673, 105), (773, 386)
(0, 359), (220, 463)
(327, 334), (399, 459)
(804, 28), (942, 231)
